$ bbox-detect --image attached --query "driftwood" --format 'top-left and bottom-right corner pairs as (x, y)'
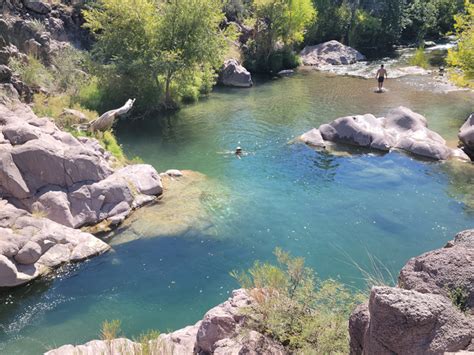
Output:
(88, 98), (136, 132)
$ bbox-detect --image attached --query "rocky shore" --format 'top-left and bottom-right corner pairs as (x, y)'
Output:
(299, 106), (472, 162)
(0, 86), (163, 286)
(46, 229), (474, 355)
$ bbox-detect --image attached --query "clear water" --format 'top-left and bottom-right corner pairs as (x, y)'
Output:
(1, 71), (473, 354)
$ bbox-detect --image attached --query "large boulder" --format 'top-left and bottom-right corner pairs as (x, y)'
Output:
(399, 229), (474, 312)
(459, 113), (474, 159)
(219, 59), (253, 88)
(349, 286), (474, 355)
(300, 107), (470, 161)
(0, 101), (162, 228)
(0, 200), (109, 287)
(300, 40), (366, 66)
(0, 65), (12, 83)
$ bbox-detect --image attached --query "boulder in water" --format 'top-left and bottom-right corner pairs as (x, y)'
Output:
(219, 59), (253, 88)
(300, 107), (470, 161)
(459, 113), (474, 160)
(300, 40), (366, 66)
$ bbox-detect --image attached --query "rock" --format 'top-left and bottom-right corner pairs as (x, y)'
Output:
(0, 201), (109, 287)
(22, 0), (51, 15)
(424, 41), (437, 47)
(300, 106), (465, 161)
(60, 108), (88, 124)
(459, 113), (474, 159)
(0, 102), (162, 229)
(219, 59), (253, 88)
(0, 65), (12, 83)
(45, 338), (140, 355)
(300, 40), (366, 66)
(163, 169), (183, 177)
(349, 286), (473, 355)
(299, 128), (325, 148)
(47, 288), (289, 355)
(399, 229), (474, 311)
(278, 69), (294, 76)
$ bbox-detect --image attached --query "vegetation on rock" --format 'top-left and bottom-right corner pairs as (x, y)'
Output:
(231, 248), (364, 353)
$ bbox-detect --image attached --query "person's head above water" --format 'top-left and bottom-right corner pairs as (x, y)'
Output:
(381, 64), (384, 68)
(235, 146), (242, 154)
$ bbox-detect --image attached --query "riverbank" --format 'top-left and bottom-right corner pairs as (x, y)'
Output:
(45, 228), (474, 354)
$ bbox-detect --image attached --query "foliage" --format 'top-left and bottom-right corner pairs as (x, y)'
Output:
(447, 285), (469, 313)
(231, 248), (365, 352)
(305, 0), (351, 45)
(83, 0), (227, 111)
(403, 0), (464, 42)
(243, 0), (316, 73)
(447, 0), (474, 88)
(100, 319), (122, 341)
(101, 131), (126, 163)
(348, 9), (383, 52)
(409, 47), (429, 68)
(9, 55), (54, 89)
(133, 330), (161, 355)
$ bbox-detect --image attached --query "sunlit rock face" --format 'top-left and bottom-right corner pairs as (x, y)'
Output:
(300, 106), (470, 161)
(300, 40), (366, 67)
(0, 99), (162, 229)
(349, 229), (474, 355)
(0, 200), (109, 287)
(218, 59), (253, 88)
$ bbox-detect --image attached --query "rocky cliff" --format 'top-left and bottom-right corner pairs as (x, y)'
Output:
(350, 229), (474, 354)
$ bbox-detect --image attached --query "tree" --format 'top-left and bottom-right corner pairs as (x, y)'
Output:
(83, 0), (227, 111)
(448, 0), (474, 86)
(244, 0), (316, 73)
(156, 0), (226, 108)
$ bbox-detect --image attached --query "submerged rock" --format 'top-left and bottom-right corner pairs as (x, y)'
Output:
(218, 59), (253, 88)
(46, 289), (288, 355)
(300, 40), (366, 67)
(0, 200), (109, 287)
(0, 101), (162, 228)
(300, 106), (470, 161)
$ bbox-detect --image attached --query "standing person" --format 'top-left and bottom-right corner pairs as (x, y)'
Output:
(376, 64), (388, 92)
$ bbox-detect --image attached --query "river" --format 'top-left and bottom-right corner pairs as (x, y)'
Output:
(0, 69), (473, 354)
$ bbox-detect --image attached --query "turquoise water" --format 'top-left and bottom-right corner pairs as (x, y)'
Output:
(1, 71), (473, 354)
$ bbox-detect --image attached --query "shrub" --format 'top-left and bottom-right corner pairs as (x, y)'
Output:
(447, 285), (469, 313)
(100, 319), (122, 341)
(410, 47), (429, 69)
(9, 55), (54, 89)
(231, 248), (365, 352)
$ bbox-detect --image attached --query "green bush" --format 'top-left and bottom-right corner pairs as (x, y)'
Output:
(231, 248), (365, 352)
(9, 55), (54, 89)
(410, 47), (429, 68)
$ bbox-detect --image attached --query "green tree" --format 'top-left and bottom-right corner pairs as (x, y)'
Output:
(448, 0), (474, 87)
(244, 0), (316, 73)
(83, 0), (227, 111)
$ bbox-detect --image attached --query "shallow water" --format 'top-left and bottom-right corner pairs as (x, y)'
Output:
(1, 71), (473, 354)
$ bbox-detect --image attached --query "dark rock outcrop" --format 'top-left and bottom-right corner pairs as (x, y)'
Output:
(300, 106), (470, 161)
(350, 229), (474, 354)
(349, 287), (473, 355)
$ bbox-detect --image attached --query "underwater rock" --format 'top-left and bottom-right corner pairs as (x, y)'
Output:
(0, 100), (162, 228)
(300, 106), (470, 161)
(300, 40), (366, 66)
(0, 200), (109, 287)
(218, 59), (253, 88)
